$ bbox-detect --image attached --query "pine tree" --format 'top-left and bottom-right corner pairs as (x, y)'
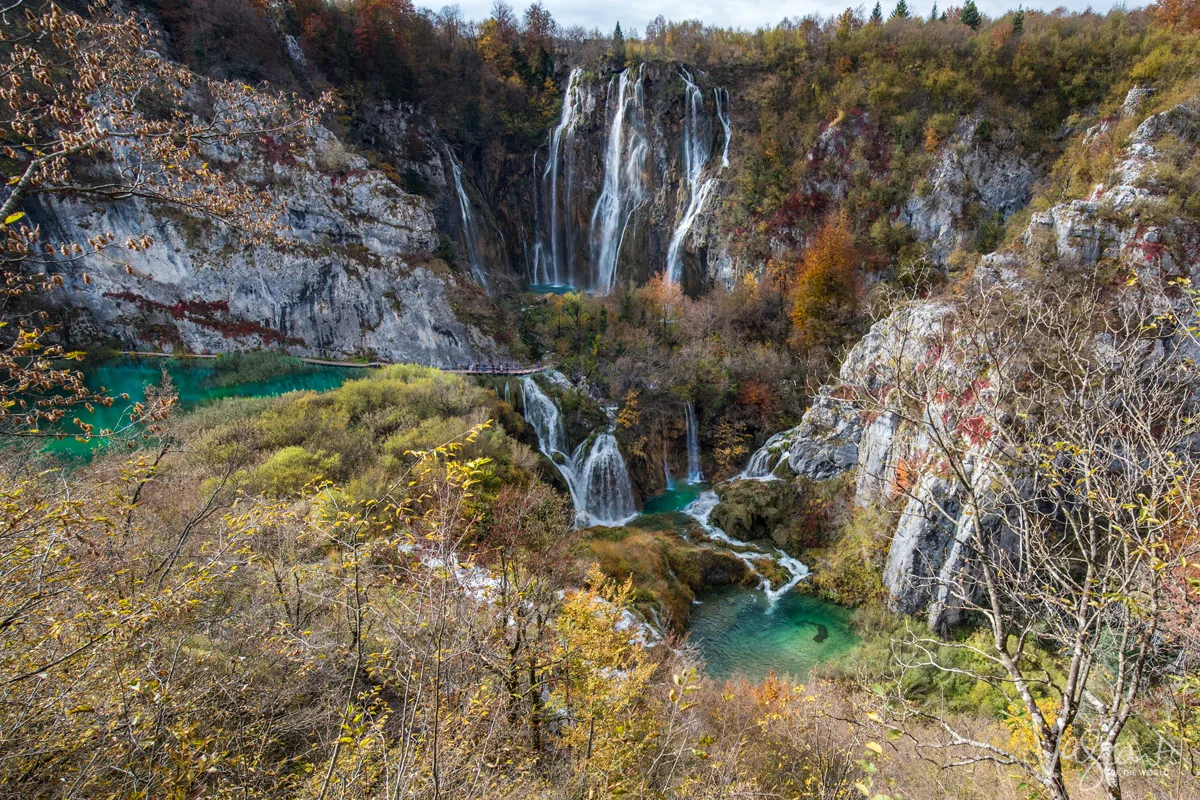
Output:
(959, 0), (982, 29)
(869, 2), (883, 25)
(610, 21), (626, 62)
(1012, 6), (1025, 34)
(891, 0), (910, 19)
(929, 2), (938, 21)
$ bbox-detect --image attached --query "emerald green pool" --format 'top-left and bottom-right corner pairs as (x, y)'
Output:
(641, 482), (709, 514)
(42, 357), (363, 460)
(526, 283), (578, 296)
(688, 585), (858, 682)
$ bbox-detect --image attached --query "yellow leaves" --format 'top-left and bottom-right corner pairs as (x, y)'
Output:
(2, 212), (24, 226)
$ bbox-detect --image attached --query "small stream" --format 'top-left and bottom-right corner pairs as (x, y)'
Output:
(640, 483), (858, 680)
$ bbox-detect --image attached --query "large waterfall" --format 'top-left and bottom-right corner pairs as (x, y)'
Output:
(590, 65), (647, 294)
(531, 66), (734, 292)
(521, 376), (637, 527)
(685, 401), (704, 483)
(536, 67), (586, 287)
(666, 69), (723, 284)
(446, 148), (489, 290)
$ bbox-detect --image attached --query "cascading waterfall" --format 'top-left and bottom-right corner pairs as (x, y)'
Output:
(714, 87), (732, 168)
(685, 401), (704, 483)
(446, 148), (489, 290)
(590, 65), (647, 294)
(576, 432), (637, 525)
(740, 430), (790, 480)
(537, 67), (585, 287)
(521, 376), (636, 527)
(684, 490), (809, 608)
(666, 71), (733, 285)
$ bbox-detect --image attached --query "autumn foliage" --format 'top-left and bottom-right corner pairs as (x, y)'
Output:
(789, 210), (860, 349)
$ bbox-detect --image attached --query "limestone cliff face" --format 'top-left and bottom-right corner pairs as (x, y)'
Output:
(34, 118), (504, 366)
(901, 118), (1038, 262)
(755, 91), (1200, 627)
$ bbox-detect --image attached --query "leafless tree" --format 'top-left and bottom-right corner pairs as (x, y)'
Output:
(859, 278), (1200, 800)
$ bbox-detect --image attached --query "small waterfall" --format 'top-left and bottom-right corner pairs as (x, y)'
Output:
(590, 65), (647, 294)
(740, 430), (790, 480)
(684, 490), (809, 608)
(714, 88), (732, 168)
(446, 148), (489, 290)
(540, 67), (585, 287)
(522, 377), (569, 458)
(521, 376), (636, 527)
(685, 401), (704, 483)
(577, 433), (637, 526)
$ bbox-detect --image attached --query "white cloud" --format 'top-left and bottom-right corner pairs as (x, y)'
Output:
(435, 0), (1140, 33)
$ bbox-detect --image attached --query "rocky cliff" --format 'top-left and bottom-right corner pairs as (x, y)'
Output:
(743, 89), (1200, 628)
(33, 90), (507, 365)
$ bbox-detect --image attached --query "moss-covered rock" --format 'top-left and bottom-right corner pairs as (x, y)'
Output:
(710, 474), (851, 555)
(578, 520), (752, 631)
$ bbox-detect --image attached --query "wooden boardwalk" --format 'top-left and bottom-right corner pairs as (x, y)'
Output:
(117, 351), (548, 376)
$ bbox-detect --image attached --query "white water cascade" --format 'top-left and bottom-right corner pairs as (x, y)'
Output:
(590, 65), (647, 294)
(521, 377), (637, 527)
(685, 401), (704, 483)
(684, 490), (809, 608)
(537, 67), (586, 286)
(666, 69), (723, 284)
(740, 430), (791, 480)
(714, 87), (732, 168)
(446, 148), (489, 290)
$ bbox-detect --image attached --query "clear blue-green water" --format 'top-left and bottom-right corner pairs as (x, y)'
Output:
(41, 357), (362, 461)
(641, 482), (709, 514)
(688, 586), (858, 682)
(526, 283), (579, 296)
(639, 482), (859, 681)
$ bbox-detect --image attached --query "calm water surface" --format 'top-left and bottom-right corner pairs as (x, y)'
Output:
(43, 357), (362, 460)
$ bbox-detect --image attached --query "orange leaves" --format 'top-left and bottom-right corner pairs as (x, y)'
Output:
(789, 210), (860, 347)
(1154, 0), (1200, 31)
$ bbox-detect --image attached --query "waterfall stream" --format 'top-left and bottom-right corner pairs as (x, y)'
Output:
(590, 65), (647, 294)
(740, 430), (790, 480)
(685, 401), (704, 483)
(714, 88), (732, 168)
(521, 376), (637, 527)
(538, 67), (585, 287)
(684, 490), (809, 608)
(446, 148), (489, 290)
(666, 69), (724, 284)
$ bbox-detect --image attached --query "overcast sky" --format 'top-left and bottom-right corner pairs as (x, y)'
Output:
(438, 0), (1138, 33)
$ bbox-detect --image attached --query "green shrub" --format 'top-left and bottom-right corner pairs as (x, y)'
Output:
(249, 446), (342, 497)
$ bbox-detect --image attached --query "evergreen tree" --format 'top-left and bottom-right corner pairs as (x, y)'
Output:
(610, 21), (626, 62)
(959, 0), (982, 29)
(940, 10), (947, 20)
(929, 2), (938, 21)
(891, 0), (910, 19)
(1012, 6), (1025, 34)
(869, 2), (884, 25)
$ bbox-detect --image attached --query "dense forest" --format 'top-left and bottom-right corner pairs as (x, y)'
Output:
(0, 0), (1198, 798)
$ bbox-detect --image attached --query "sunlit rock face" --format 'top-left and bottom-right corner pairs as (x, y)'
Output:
(762, 93), (1200, 626)
(33, 114), (503, 366)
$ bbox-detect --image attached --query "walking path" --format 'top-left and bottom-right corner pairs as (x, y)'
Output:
(117, 351), (548, 376)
